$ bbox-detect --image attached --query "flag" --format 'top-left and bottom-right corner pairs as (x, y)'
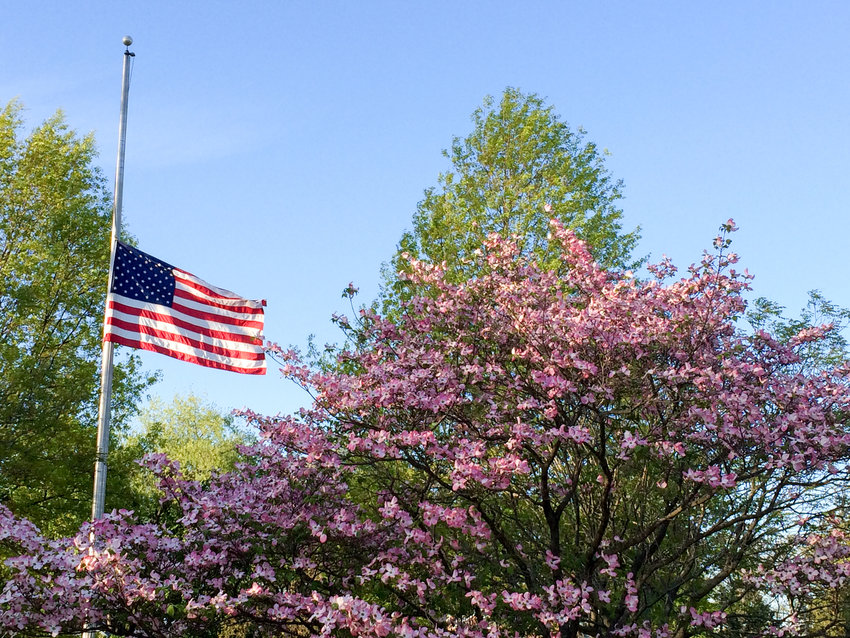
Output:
(104, 241), (266, 374)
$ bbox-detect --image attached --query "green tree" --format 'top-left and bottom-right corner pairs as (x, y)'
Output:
(0, 101), (152, 536)
(747, 289), (850, 372)
(382, 88), (641, 308)
(120, 393), (254, 519)
(127, 393), (250, 482)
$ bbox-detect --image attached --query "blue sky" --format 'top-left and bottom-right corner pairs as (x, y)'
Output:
(4, 1), (849, 419)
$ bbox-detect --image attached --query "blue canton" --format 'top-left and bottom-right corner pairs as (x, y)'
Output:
(112, 242), (176, 306)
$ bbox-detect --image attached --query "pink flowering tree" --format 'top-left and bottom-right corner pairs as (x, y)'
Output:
(2, 221), (850, 637)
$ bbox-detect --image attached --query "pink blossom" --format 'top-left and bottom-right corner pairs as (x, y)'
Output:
(2, 223), (850, 638)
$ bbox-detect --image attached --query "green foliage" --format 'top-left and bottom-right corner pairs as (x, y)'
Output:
(131, 393), (250, 480)
(747, 290), (850, 371)
(0, 101), (153, 536)
(121, 393), (253, 516)
(382, 87), (641, 309)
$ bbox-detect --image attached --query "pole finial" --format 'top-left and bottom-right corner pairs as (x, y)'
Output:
(122, 35), (133, 47)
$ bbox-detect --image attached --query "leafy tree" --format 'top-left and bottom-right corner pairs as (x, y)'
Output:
(382, 87), (641, 310)
(747, 289), (850, 373)
(128, 393), (249, 482)
(119, 393), (254, 519)
(3, 222), (850, 638)
(0, 101), (153, 536)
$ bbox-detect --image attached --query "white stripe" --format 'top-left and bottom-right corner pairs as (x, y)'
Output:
(175, 269), (264, 306)
(106, 309), (264, 356)
(107, 294), (263, 339)
(106, 324), (266, 369)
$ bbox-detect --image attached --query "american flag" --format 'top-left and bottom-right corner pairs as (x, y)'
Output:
(104, 242), (266, 375)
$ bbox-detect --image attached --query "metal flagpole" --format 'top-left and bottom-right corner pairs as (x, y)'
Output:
(82, 36), (134, 638)
(91, 34), (134, 522)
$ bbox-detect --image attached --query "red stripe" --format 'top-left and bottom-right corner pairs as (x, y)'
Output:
(105, 333), (266, 375)
(174, 288), (264, 315)
(106, 317), (264, 361)
(108, 301), (262, 344)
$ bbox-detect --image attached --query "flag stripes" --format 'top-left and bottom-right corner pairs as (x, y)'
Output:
(104, 242), (266, 374)
(105, 332), (265, 374)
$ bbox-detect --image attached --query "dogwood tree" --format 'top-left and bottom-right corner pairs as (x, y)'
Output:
(2, 221), (849, 637)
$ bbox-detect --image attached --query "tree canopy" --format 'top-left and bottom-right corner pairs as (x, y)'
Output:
(2, 222), (849, 637)
(127, 393), (249, 482)
(0, 101), (152, 536)
(382, 88), (641, 309)
(113, 394), (254, 526)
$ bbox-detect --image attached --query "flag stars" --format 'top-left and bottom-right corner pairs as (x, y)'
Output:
(111, 242), (176, 307)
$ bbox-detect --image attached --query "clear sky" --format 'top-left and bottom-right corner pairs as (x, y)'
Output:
(3, 1), (849, 419)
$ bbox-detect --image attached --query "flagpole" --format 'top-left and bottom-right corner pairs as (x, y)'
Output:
(90, 35), (134, 527)
(82, 35), (133, 638)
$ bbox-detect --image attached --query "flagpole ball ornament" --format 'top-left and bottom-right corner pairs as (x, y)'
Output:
(122, 35), (133, 46)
